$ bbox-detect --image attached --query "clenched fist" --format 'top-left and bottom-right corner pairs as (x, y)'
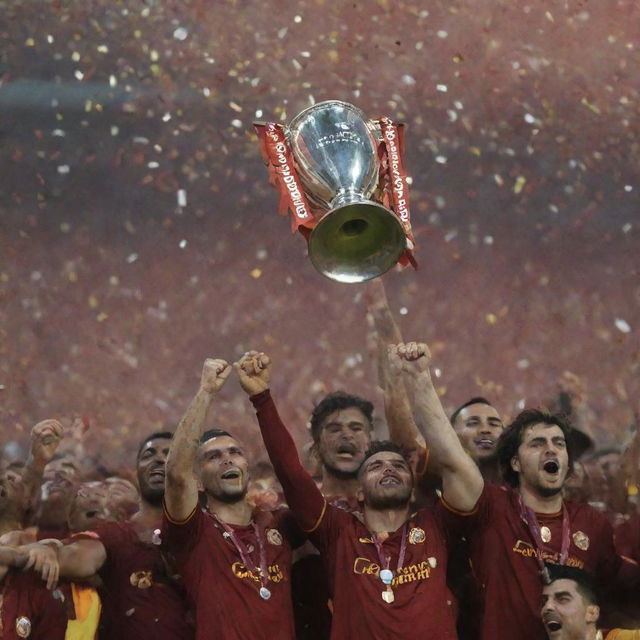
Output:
(234, 351), (271, 396)
(200, 358), (232, 394)
(388, 342), (432, 377)
(30, 420), (64, 465)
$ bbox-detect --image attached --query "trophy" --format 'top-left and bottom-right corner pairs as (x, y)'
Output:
(254, 100), (416, 283)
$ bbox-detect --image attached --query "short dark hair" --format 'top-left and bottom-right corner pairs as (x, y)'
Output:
(309, 391), (374, 443)
(545, 564), (598, 605)
(136, 431), (173, 460)
(200, 428), (232, 445)
(450, 397), (493, 425)
(496, 409), (575, 487)
(357, 440), (411, 476)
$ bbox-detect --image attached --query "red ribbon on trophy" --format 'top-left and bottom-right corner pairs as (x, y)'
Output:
(375, 117), (417, 269)
(254, 122), (316, 236)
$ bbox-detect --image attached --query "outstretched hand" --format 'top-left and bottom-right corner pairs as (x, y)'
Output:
(388, 342), (432, 377)
(234, 351), (271, 396)
(200, 358), (232, 394)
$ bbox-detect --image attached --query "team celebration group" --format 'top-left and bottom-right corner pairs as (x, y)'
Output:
(1, 287), (639, 640)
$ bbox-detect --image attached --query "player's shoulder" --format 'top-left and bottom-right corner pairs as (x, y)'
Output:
(565, 499), (611, 525)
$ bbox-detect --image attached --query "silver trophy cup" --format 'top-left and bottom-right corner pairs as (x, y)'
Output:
(287, 100), (406, 283)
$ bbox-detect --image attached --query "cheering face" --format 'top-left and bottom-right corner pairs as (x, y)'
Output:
(137, 437), (171, 505)
(512, 424), (569, 498)
(198, 436), (250, 504)
(541, 579), (599, 640)
(317, 407), (371, 479)
(42, 455), (80, 504)
(68, 482), (109, 532)
(358, 451), (413, 510)
(453, 403), (504, 461)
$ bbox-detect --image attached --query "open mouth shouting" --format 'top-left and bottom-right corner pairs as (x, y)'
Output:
(542, 614), (563, 635)
(220, 469), (242, 482)
(542, 459), (560, 476)
(336, 443), (358, 459)
(147, 467), (166, 486)
(474, 437), (495, 450)
(379, 474), (401, 488)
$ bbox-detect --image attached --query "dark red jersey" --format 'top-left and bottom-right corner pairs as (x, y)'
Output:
(162, 505), (301, 640)
(0, 570), (67, 640)
(251, 390), (464, 640)
(444, 483), (628, 640)
(86, 521), (193, 640)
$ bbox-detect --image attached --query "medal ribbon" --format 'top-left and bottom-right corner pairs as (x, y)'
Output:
(212, 514), (270, 594)
(372, 523), (408, 580)
(518, 495), (571, 582)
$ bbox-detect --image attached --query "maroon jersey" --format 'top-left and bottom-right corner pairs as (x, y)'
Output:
(446, 483), (627, 640)
(251, 390), (462, 640)
(161, 505), (301, 640)
(84, 521), (193, 640)
(0, 570), (67, 640)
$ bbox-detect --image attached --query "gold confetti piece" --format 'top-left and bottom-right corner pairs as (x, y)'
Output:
(580, 97), (601, 114)
(68, 272), (78, 282)
(25, 38), (35, 47)
(436, 385), (447, 397)
(327, 50), (339, 63)
(514, 175), (527, 194)
(452, 53), (465, 63)
(88, 295), (99, 309)
(0, 273), (9, 282)
(469, 146), (481, 156)
(97, 312), (108, 322)
(250, 268), (262, 279)
(486, 313), (497, 325)
(545, 11), (554, 22)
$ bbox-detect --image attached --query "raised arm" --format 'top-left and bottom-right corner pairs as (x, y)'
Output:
(389, 342), (483, 512)
(235, 351), (326, 532)
(367, 280), (425, 455)
(165, 358), (231, 522)
(21, 419), (65, 513)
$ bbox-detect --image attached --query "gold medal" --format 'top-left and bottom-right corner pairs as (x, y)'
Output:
(15, 616), (32, 638)
(572, 530), (590, 551)
(408, 527), (425, 545)
(540, 526), (551, 543)
(381, 586), (394, 603)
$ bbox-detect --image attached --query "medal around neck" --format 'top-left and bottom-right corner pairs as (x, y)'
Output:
(379, 568), (394, 585)
(381, 586), (395, 604)
(259, 586), (271, 600)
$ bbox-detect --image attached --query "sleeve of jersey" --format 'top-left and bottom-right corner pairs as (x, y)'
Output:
(161, 501), (203, 556)
(435, 482), (492, 542)
(251, 390), (328, 534)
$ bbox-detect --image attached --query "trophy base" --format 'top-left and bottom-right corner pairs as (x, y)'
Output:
(308, 201), (406, 283)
